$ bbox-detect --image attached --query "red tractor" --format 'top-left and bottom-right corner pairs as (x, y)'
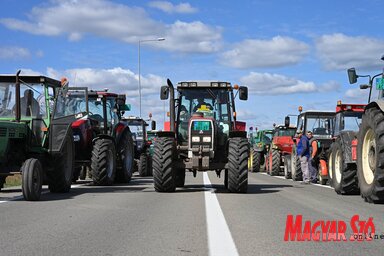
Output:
(265, 124), (296, 177)
(155, 79), (249, 192)
(328, 101), (365, 194)
(59, 88), (135, 185)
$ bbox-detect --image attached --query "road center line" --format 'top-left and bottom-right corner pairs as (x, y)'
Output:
(203, 172), (239, 256)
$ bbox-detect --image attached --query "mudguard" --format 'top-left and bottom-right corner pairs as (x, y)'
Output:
(338, 131), (357, 164)
(365, 100), (384, 112)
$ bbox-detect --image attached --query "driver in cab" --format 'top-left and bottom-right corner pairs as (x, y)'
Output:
(193, 98), (213, 112)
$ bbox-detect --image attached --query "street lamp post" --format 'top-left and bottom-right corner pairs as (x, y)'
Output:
(138, 37), (165, 117)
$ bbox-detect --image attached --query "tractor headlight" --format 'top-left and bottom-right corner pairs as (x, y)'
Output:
(192, 136), (200, 142)
(203, 137), (211, 143)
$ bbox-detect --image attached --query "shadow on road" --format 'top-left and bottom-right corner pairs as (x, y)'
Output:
(213, 183), (293, 194)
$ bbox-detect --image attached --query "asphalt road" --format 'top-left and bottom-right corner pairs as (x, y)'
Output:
(1, 172), (383, 256)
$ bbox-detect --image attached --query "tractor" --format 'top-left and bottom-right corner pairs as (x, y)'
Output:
(248, 128), (273, 172)
(347, 64), (384, 203)
(328, 101), (365, 195)
(122, 117), (156, 177)
(154, 79), (248, 192)
(0, 72), (75, 201)
(58, 88), (135, 185)
(265, 124), (296, 178)
(287, 107), (335, 184)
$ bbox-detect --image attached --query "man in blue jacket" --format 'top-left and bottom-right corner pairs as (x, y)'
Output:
(296, 130), (310, 184)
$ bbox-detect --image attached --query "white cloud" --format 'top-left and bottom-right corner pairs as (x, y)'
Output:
(0, 46), (31, 60)
(148, 1), (197, 14)
(0, 0), (220, 54)
(220, 36), (309, 69)
(240, 72), (340, 95)
(316, 33), (384, 71)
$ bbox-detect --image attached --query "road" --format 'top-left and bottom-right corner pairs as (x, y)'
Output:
(0, 172), (383, 256)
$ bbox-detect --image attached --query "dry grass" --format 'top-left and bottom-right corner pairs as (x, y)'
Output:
(4, 174), (22, 188)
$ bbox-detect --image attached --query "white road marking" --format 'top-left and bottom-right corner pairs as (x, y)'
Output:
(0, 183), (85, 204)
(259, 172), (333, 189)
(203, 172), (239, 256)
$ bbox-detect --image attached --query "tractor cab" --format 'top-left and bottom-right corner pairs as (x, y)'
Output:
(334, 101), (365, 136)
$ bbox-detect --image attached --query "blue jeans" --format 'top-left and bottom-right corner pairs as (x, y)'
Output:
(300, 156), (309, 182)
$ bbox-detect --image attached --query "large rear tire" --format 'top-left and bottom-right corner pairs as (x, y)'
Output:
(91, 139), (116, 186)
(116, 131), (134, 183)
(22, 158), (43, 201)
(252, 150), (261, 173)
(138, 153), (149, 177)
(271, 149), (280, 176)
(291, 153), (302, 181)
(49, 131), (74, 193)
(228, 137), (248, 193)
(332, 139), (359, 194)
(357, 107), (384, 203)
(284, 155), (292, 179)
(153, 137), (176, 192)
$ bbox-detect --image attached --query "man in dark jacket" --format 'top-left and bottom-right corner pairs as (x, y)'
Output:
(297, 130), (310, 184)
(307, 131), (318, 183)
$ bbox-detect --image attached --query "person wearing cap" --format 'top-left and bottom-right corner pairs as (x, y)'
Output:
(307, 131), (318, 183)
(296, 130), (310, 184)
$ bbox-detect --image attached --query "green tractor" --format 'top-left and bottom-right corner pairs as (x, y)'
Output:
(154, 79), (249, 193)
(0, 72), (75, 201)
(248, 128), (273, 172)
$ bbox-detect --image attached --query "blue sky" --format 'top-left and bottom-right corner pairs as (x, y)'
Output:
(1, 0), (384, 129)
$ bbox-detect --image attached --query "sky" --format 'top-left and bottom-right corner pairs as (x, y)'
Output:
(1, 0), (384, 130)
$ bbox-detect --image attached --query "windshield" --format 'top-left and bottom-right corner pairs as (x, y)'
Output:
(177, 88), (232, 142)
(305, 115), (334, 137)
(0, 82), (51, 119)
(335, 112), (363, 134)
(275, 128), (296, 137)
(53, 89), (87, 119)
(126, 120), (144, 141)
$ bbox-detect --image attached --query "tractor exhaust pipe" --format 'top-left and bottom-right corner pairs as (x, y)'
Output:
(15, 70), (21, 123)
(167, 79), (175, 132)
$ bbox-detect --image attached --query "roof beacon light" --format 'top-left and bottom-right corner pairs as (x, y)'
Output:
(298, 106), (303, 112)
(233, 84), (239, 90)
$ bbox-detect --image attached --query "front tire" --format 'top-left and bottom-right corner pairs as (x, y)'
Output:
(116, 131), (134, 183)
(227, 137), (248, 193)
(153, 137), (176, 192)
(91, 138), (116, 186)
(291, 154), (302, 181)
(252, 150), (261, 173)
(138, 153), (149, 177)
(22, 158), (43, 201)
(284, 155), (292, 179)
(357, 107), (384, 203)
(49, 131), (74, 193)
(270, 149), (280, 176)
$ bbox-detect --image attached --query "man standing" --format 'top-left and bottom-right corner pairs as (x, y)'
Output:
(296, 130), (310, 184)
(307, 131), (318, 183)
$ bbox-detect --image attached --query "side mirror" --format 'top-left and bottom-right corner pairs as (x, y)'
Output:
(117, 94), (126, 106)
(284, 116), (290, 127)
(347, 68), (358, 84)
(120, 104), (131, 111)
(160, 86), (169, 100)
(239, 86), (248, 100)
(151, 120), (156, 130)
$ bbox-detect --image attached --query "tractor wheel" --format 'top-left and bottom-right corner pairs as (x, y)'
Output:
(332, 139), (359, 194)
(72, 167), (81, 183)
(175, 169), (186, 187)
(328, 148), (334, 187)
(21, 158), (43, 201)
(252, 150), (261, 173)
(153, 137), (176, 192)
(79, 166), (86, 180)
(115, 131), (134, 183)
(0, 176), (6, 190)
(91, 138), (116, 186)
(271, 149), (280, 176)
(357, 107), (384, 203)
(227, 137), (248, 193)
(284, 155), (292, 179)
(138, 153), (149, 177)
(291, 154), (302, 181)
(49, 131), (74, 193)
(224, 169), (228, 188)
